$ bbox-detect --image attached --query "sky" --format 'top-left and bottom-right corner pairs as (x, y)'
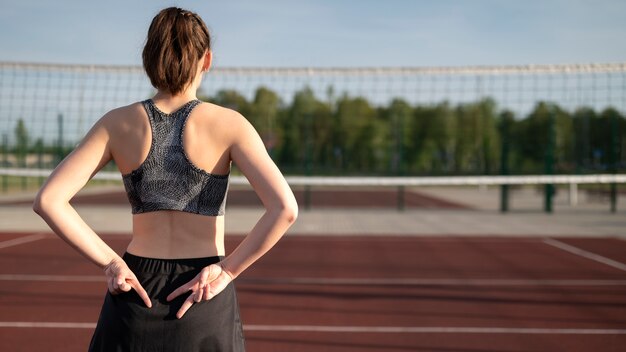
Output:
(0, 0), (625, 68)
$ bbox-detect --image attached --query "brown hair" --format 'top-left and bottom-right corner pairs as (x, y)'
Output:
(142, 7), (211, 95)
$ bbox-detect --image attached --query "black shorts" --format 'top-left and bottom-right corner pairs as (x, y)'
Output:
(88, 252), (246, 352)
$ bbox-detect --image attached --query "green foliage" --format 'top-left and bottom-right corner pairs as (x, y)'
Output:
(250, 87), (281, 157)
(9, 87), (626, 176)
(453, 98), (499, 175)
(14, 118), (29, 166)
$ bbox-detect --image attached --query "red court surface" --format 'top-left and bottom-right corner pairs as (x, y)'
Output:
(2, 187), (471, 210)
(1, 232), (626, 351)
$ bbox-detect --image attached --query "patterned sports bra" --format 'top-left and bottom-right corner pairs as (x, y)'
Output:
(121, 99), (230, 216)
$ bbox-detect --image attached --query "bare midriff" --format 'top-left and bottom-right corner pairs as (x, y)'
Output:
(126, 210), (225, 259)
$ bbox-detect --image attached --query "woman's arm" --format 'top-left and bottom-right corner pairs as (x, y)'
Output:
(32, 113), (118, 268)
(32, 111), (151, 307)
(166, 109), (298, 319)
(218, 111), (298, 278)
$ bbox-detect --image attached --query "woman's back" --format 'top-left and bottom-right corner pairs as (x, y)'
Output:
(33, 8), (296, 349)
(107, 97), (237, 258)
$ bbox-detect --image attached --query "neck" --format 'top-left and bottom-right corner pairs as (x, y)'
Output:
(152, 70), (204, 103)
(153, 90), (198, 102)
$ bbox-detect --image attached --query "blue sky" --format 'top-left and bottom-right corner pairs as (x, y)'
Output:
(0, 0), (625, 67)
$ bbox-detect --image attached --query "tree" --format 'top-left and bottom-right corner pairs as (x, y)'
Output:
(178, 86), (625, 175)
(383, 98), (413, 175)
(516, 102), (554, 173)
(572, 107), (595, 172)
(14, 118), (29, 167)
(334, 95), (381, 173)
(250, 87), (281, 157)
(278, 87), (316, 172)
(453, 98), (498, 174)
(208, 89), (252, 117)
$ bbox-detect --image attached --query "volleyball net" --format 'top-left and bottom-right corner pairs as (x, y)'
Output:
(0, 61), (625, 211)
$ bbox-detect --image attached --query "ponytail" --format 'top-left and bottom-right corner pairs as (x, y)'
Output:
(142, 7), (211, 95)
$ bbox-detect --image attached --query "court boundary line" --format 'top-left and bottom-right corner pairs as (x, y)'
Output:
(0, 322), (625, 334)
(239, 277), (626, 286)
(1, 274), (626, 286)
(543, 238), (626, 272)
(244, 325), (626, 334)
(0, 232), (48, 250)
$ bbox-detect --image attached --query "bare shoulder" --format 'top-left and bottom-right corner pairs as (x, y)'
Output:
(98, 101), (146, 132)
(197, 101), (257, 142)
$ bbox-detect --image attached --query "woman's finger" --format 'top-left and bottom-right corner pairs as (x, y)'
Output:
(176, 295), (195, 319)
(206, 264), (217, 281)
(114, 275), (126, 291)
(203, 284), (211, 300)
(129, 279), (153, 308)
(194, 286), (204, 303)
(166, 280), (194, 302)
(204, 271), (230, 301)
(194, 267), (212, 302)
(119, 281), (131, 292)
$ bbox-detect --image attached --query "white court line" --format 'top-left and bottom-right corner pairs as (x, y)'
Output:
(0, 274), (104, 282)
(543, 238), (626, 272)
(241, 277), (626, 286)
(244, 325), (626, 334)
(0, 322), (625, 334)
(1, 274), (626, 286)
(0, 232), (48, 250)
(0, 322), (96, 329)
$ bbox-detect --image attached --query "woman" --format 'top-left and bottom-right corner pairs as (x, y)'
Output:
(32, 6), (298, 351)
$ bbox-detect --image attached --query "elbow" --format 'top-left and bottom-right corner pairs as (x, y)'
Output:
(284, 203), (298, 224)
(264, 194), (298, 224)
(32, 191), (58, 215)
(277, 199), (298, 224)
(272, 198), (298, 225)
(32, 194), (46, 215)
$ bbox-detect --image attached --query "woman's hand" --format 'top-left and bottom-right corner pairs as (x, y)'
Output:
(166, 263), (234, 319)
(103, 257), (152, 308)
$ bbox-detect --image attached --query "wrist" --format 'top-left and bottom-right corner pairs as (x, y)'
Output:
(218, 260), (237, 280)
(102, 255), (122, 272)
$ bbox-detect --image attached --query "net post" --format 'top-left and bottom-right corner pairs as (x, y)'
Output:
(499, 111), (512, 213)
(610, 183), (617, 213)
(544, 107), (556, 213)
(500, 184), (509, 212)
(397, 185), (405, 211)
(569, 182), (578, 206)
(609, 111), (618, 213)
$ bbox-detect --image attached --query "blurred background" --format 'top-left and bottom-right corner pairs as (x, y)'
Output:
(0, 0), (625, 214)
(1, 1), (626, 351)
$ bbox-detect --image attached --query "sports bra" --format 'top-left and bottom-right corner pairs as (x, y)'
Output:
(121, 99), (230, 216)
